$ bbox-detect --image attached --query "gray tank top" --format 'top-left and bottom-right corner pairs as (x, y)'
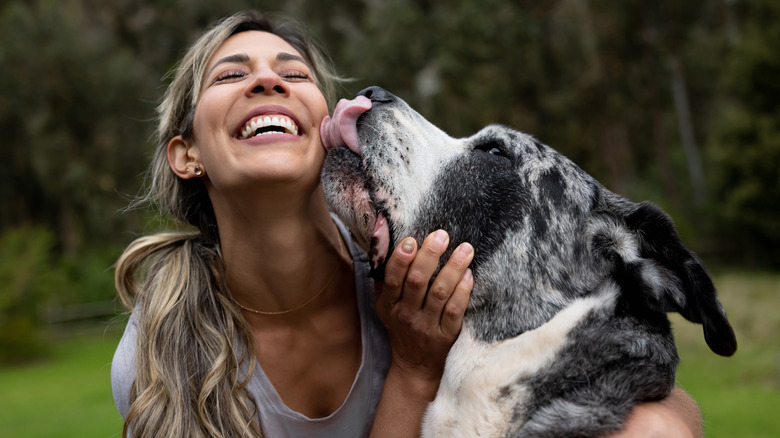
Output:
(111, 216), (392, 437)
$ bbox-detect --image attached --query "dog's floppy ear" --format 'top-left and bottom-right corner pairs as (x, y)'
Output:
(591, 200), (737, 357)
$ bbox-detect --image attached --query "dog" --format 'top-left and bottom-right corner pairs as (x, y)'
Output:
(320, 86), (737, 437)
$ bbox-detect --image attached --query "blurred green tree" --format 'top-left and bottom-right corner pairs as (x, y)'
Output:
(0, 0), (776, 336)
(0, 0), (153, 254)
(709, 0), (780, 267)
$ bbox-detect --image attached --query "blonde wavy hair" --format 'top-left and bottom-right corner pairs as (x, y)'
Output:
(115, 11), (341, 437)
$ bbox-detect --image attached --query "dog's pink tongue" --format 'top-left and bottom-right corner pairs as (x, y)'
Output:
(321, 96), (372, 154)
(371, 212), (390, 268)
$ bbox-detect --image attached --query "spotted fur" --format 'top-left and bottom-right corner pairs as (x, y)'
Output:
(321, 87), (736, 437)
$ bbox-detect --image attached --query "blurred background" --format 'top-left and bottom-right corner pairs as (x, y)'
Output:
(0, 0), (777, 437)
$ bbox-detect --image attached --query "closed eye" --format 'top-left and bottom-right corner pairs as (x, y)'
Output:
(212, 69), (246, 84)
(280, 70), (312, 82)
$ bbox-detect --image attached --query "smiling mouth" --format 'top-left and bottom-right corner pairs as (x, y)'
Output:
(239, 114), (300, 139)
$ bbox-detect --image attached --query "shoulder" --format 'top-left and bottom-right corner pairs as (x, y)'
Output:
(111, 311), (139, 419)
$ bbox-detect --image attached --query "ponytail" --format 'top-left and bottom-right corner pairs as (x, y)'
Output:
(115, 232), (261, 437)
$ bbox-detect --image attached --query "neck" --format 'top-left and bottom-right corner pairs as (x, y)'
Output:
(215, 189), (350, 318)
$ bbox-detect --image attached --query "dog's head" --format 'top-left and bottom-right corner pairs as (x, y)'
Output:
(321, 86), (736, 357)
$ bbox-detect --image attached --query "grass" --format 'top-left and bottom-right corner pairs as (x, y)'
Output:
(672, 271), (780, 438)
(0, 271), (777, 437)
(0, 326), (125, 438)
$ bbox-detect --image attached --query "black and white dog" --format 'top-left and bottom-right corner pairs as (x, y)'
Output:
(320, 87), (736, 437)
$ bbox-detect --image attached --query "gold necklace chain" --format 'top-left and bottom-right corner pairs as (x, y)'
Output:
(229, 233), (347, 316)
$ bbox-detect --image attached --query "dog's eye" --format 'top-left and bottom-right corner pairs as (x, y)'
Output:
(474, 142), (508, 158)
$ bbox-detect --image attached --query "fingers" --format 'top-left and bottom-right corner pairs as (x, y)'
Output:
(424, 243), (474, 320)
(377, 230), (473, 330)
(403, 230), (451, 309)
(375, 230), (475, 385)
(378, 230), (449, 306)
(378, 236), (418, 307)
(429, 243), (474, 337)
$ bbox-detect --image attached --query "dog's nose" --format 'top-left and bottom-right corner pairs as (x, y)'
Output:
(358, 86), (396, 104)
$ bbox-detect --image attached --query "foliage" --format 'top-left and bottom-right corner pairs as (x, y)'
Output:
(0, 223), (118, 364)
(708, 0), (780, 267)
(0, 0), (777, 326)
(0, 226), (62, 364)
(57, 248), (120, 304)
(0, 0), (153, 255)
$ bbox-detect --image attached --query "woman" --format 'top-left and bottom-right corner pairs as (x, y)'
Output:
(112, 11), (702, 438)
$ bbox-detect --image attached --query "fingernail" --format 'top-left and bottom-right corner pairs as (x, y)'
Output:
(434, 230), (449, 244)
(457, 242), (474, 255)
(401, 238), (415, 254)
(464, 268), (473, 281)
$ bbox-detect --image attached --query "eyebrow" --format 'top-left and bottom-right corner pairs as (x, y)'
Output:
(206, 52), (310, 78)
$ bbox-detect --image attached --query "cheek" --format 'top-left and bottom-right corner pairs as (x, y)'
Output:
(304, 86), (330, 128)
(191, 95), (224, 135)
(186, 111), (226, 170)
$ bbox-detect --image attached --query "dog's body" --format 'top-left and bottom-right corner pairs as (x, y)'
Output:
(320, 87), (736, 437)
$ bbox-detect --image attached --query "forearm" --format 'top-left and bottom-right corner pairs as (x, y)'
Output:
(610, 386), (702, 438)
(662, 386), (703, 438)
(369, 365), (438, 438)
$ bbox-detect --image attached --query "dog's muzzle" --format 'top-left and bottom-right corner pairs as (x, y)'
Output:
(321, 87), (399, 272)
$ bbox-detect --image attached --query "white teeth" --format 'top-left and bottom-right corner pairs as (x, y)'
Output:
(239, 114), (300, 139)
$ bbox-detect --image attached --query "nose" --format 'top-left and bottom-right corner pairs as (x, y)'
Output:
(357, 86), (396, 104)
(245, 69), (290, 97)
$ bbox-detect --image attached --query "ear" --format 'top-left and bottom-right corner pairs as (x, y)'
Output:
(167, 135), (202, 179)
(591, 201), (737, 357)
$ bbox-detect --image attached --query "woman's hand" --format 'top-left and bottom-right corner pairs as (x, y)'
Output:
(371, 230), (473, 438)
(375, 230), (474, 394)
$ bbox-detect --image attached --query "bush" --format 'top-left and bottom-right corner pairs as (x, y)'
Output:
(0, 226), (63, 364)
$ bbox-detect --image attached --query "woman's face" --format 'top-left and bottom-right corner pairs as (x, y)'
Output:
(181, 30), (330, 197)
